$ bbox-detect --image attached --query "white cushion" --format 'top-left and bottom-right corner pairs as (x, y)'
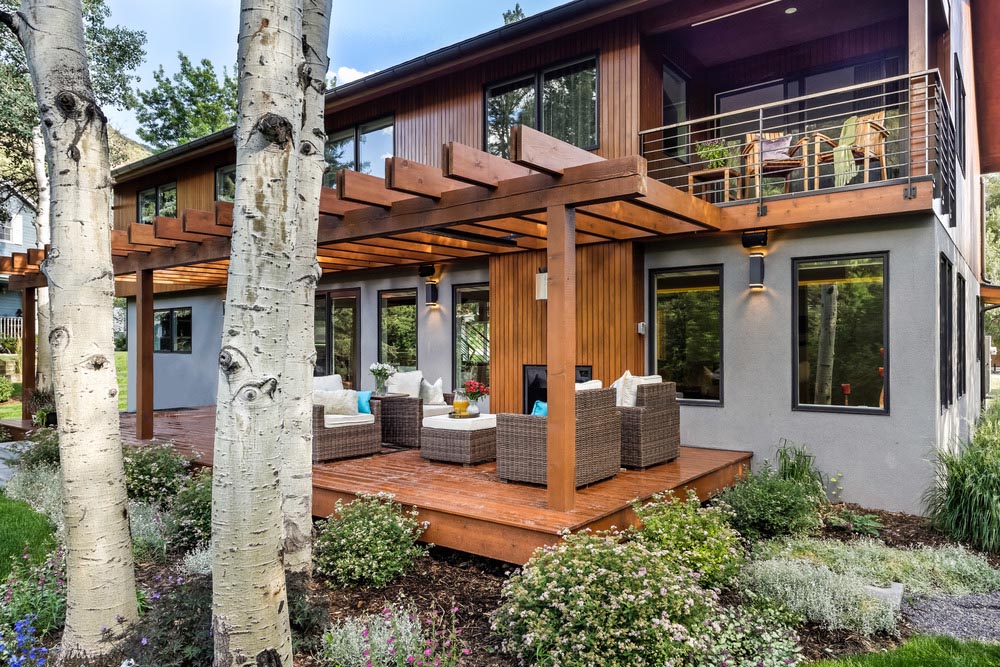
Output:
(387, 370), (423, 398)
(422, 413), (497, 431)
(313, 374), (344, 392)
(575, 379), (603, 392)
(314, 389), (358, 415)
(323, 413), (376, 428)
(612, 372), (663, 407)
(419, 377), (445, 405)
(423, 403), (454, 418)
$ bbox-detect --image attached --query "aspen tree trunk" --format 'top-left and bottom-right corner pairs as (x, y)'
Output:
(211, 1), (303, 664)
(814, 285), (839, 405)
(281, 0), (332, 575)
(1, 0), (137, 658)
(31, 126), (53, 394)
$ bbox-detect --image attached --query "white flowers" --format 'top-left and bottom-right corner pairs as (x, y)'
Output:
(369, 362), (396, 381)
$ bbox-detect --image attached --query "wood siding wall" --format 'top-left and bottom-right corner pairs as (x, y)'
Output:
(489, 240), (644, 414)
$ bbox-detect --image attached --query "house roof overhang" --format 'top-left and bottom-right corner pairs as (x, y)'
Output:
(972, 0), (1000, 173)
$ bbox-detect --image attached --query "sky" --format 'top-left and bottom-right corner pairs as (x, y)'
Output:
(103, 0), (567, 140)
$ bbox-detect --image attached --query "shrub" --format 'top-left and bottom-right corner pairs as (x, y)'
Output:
(119, 574), (212, 667)
(0, 546), (66, 636)
(166, 469), (211, 553)
(924, 438), (1000, 553)
(113, 332), (127, 352)
(754, 537), (1000, 595)
(694, 603), (802, 667)
(632, 489), (745, 589)
(314, 492), (427, 587)
(715, 466), (824, 541)
(774, 439), (839, 502)
(129, 501), (171, 563)
(12, 428), (59, 469)
(493, 531), (717, 667)
(4, 464), (63, 535)
(741, 558), (898, 636)
(0, 377), (14, 404)
(0, 495), (55, 580)
(122, 443), (190, 506)
(823, 506), (883, 536)
(287, 573), (330, 654)
(181, 546), (212, 576)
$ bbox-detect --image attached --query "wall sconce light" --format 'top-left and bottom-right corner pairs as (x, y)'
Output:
(425, 281), (439, 307)
(748, 252), (765, 290)
(535, 267), (548, 301)
(741, 229), (768, 248)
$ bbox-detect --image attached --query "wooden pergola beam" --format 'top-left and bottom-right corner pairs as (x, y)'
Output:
(512, 125), (603, 176)
(326, 241), (456, 263)
(386, 157), (467, 199)
(155, 215), (213, 242)
(337, 170), (415, 208)
(129, 223), (179, 248)
(183, 209), (232, 237)
(444, 141), (533, 187)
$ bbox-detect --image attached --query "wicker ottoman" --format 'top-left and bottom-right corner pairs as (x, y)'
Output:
(421, 414), (497, 465)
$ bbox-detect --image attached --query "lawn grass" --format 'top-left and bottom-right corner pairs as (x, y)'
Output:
(814, 636), (1000, 667)
(0, 350), (127, 422)
(0, 492), (56, 579)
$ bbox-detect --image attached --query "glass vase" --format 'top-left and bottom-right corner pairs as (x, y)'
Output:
(375, 377), (388, 396)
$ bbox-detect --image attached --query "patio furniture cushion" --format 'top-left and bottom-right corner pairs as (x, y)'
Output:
(531, 400), (548, 416)
(612, 371), (663, 407)
(314, 374), (344, 392)
(575, 379), (603, 391)
(315, 389), (358, 415)
(422, 413), (497, 431)
(419, 377), (446, 405)
(323, 413), (376, 428)
(357, 390), (372, 414)
(388, 370), (423, 398)
(759, 135), (793, 161)
(423, 403), (454, 418)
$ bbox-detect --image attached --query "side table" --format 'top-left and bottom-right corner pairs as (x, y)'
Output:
(687, 167), (741, 203)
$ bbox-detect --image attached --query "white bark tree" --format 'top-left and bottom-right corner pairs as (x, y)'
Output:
(30, 125), (52, 395)
(814, 284), (839, 405)
(281, 0), (331, 576)
(211, 0), (304, 663)
(0, 0), (137, 659)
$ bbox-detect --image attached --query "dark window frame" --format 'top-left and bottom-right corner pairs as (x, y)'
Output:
(791, 251), (890, 416)
(377, 287), (419, 370)
(136, 182), (177, 224)
(647, 264), (725, 407)
(214, 164), (237, 202)
(954, 54), (967, 177)
(315, 287), (361, 385)
(452, 282), (490, 390)
(957, 273), (966, 398)
(940, 254), (954, 408)
(483, 53), (600, 156)
(324, 115), (395, 185)
(152, 306), (192, 354)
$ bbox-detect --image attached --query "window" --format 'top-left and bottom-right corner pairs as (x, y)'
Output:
(954, 54), (967, 176)
(137, 183), (177, 224)
(153, 307), (192, 353)
(957, 274), (966, 397)
(794, 254), (887, 412)
(486, 55), (598, 158)
(650, 267), (722, 402)
(940, 255), (953, 408)
(661, 61), (689, 156)
(314, 289), (360, 386)
(454, 284), (490, 388)
(0, 212), (12, 242)
(322, 116), (394, 187)
(215, 164), (236, 202)
(379, 289), (417, 372)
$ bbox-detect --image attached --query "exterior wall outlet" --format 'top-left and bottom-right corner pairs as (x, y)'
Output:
(637, 321), (647, 335)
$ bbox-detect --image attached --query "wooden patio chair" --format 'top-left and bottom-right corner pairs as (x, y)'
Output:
(495, 387), (621, 487)
(379, 393), (454, 449)
(742, 132), (807, 199)
(312, 399), (382, 462)
(810, 111), (890, 187)
(618, 381), (680, 469)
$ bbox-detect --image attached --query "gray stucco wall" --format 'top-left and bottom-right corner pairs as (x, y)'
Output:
(643, 216), (953, 513)
(126, 288), (225, 411)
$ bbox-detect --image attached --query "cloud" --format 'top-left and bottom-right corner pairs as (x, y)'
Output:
(331, 65), (376, 86)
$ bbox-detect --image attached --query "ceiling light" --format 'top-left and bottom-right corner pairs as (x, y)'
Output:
(691, 0), (782, 27)
(785, 7), (798, 14)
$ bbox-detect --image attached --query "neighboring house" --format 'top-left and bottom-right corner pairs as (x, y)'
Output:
(10, 0), (995, 513)
(0, 185), (37, 316)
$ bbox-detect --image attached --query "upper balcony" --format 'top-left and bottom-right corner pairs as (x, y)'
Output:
(639, 70), (956, 219)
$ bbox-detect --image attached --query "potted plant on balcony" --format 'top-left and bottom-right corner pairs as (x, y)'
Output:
(695, 139), (738, 169)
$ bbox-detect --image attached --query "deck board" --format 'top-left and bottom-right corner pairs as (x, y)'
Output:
(9, 406), (752, 563)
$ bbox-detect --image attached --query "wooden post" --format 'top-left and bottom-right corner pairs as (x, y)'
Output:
(546, 204), (576, 512)
(21, 287), (35, 421)
(908, 0), (929, 178)
(135, 269), (154, 439)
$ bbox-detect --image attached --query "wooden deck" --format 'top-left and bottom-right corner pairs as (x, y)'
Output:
(7, 406), (752, 563)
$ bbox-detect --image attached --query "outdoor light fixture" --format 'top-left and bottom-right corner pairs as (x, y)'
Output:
(535, 267), (548, 301)
(741, 229), (768, 248)
(749, 252), (765, 290)
(425, 281), (440, 307)
(785, 6), (798, 14)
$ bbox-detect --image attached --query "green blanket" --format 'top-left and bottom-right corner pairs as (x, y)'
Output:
(833, 115), (859, 188)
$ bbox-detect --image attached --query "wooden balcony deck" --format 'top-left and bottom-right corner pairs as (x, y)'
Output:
(7, 407), (751, 563)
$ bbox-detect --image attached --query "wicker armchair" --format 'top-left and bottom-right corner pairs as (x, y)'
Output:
(496, 388), (621, 487)
(312, 399), (382, 462)
(380, 393), (454, 449)
(618, 382), (680, 469)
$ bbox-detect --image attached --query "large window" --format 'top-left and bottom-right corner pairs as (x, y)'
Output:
(957, 274), (966, 398)
(323, 116), (394, 187)
(794, 254), (887, 412)
(153, 307), (192, 353)
(215, 164), (236, 202)
(379, 289), (417, 372)
(486, 55), (598, 158)
(954, 54), (967, 177)
(454, 284), (490, 388)
(661, 61), (689, 156)
(315, 289), (359, 386)
(651, 267), (722, 402)
(137, 183), (177, 224)
(940, 255), (953, 408)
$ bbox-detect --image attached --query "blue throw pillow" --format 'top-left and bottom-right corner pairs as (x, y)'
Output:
(531, 400), (548, 417)
(357, 391), (373, 415)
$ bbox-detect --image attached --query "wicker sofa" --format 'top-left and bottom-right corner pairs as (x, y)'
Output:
(312, 399), (382, 462)
(496, 387), (621, 487)
(380, 393), (453, 449)
(619, 381), (680, 468)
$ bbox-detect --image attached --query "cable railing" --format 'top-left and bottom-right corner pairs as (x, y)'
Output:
(639, 70), (956, 216)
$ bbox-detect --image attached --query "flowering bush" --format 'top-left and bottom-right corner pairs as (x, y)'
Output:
(461, 380), (489, 402)
(0, 547), (65, 637)
(714, 466), (824, 541)
(493, 530), (717, 667)
(122, 444), (190, 507)
(165, 469), (211, 553)
(314, 493), (427, 587)
(12, 429), (59, 469)
(118, 574), (212, 667)
(0, 616), (48, 667)
(129, 501), (171, 563)
(694, 603), (802, 667)
(319, 603), (471, 667)
(633, 490), (745, 589)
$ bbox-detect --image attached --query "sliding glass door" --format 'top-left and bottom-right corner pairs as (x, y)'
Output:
(314, 289), (360, 387)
